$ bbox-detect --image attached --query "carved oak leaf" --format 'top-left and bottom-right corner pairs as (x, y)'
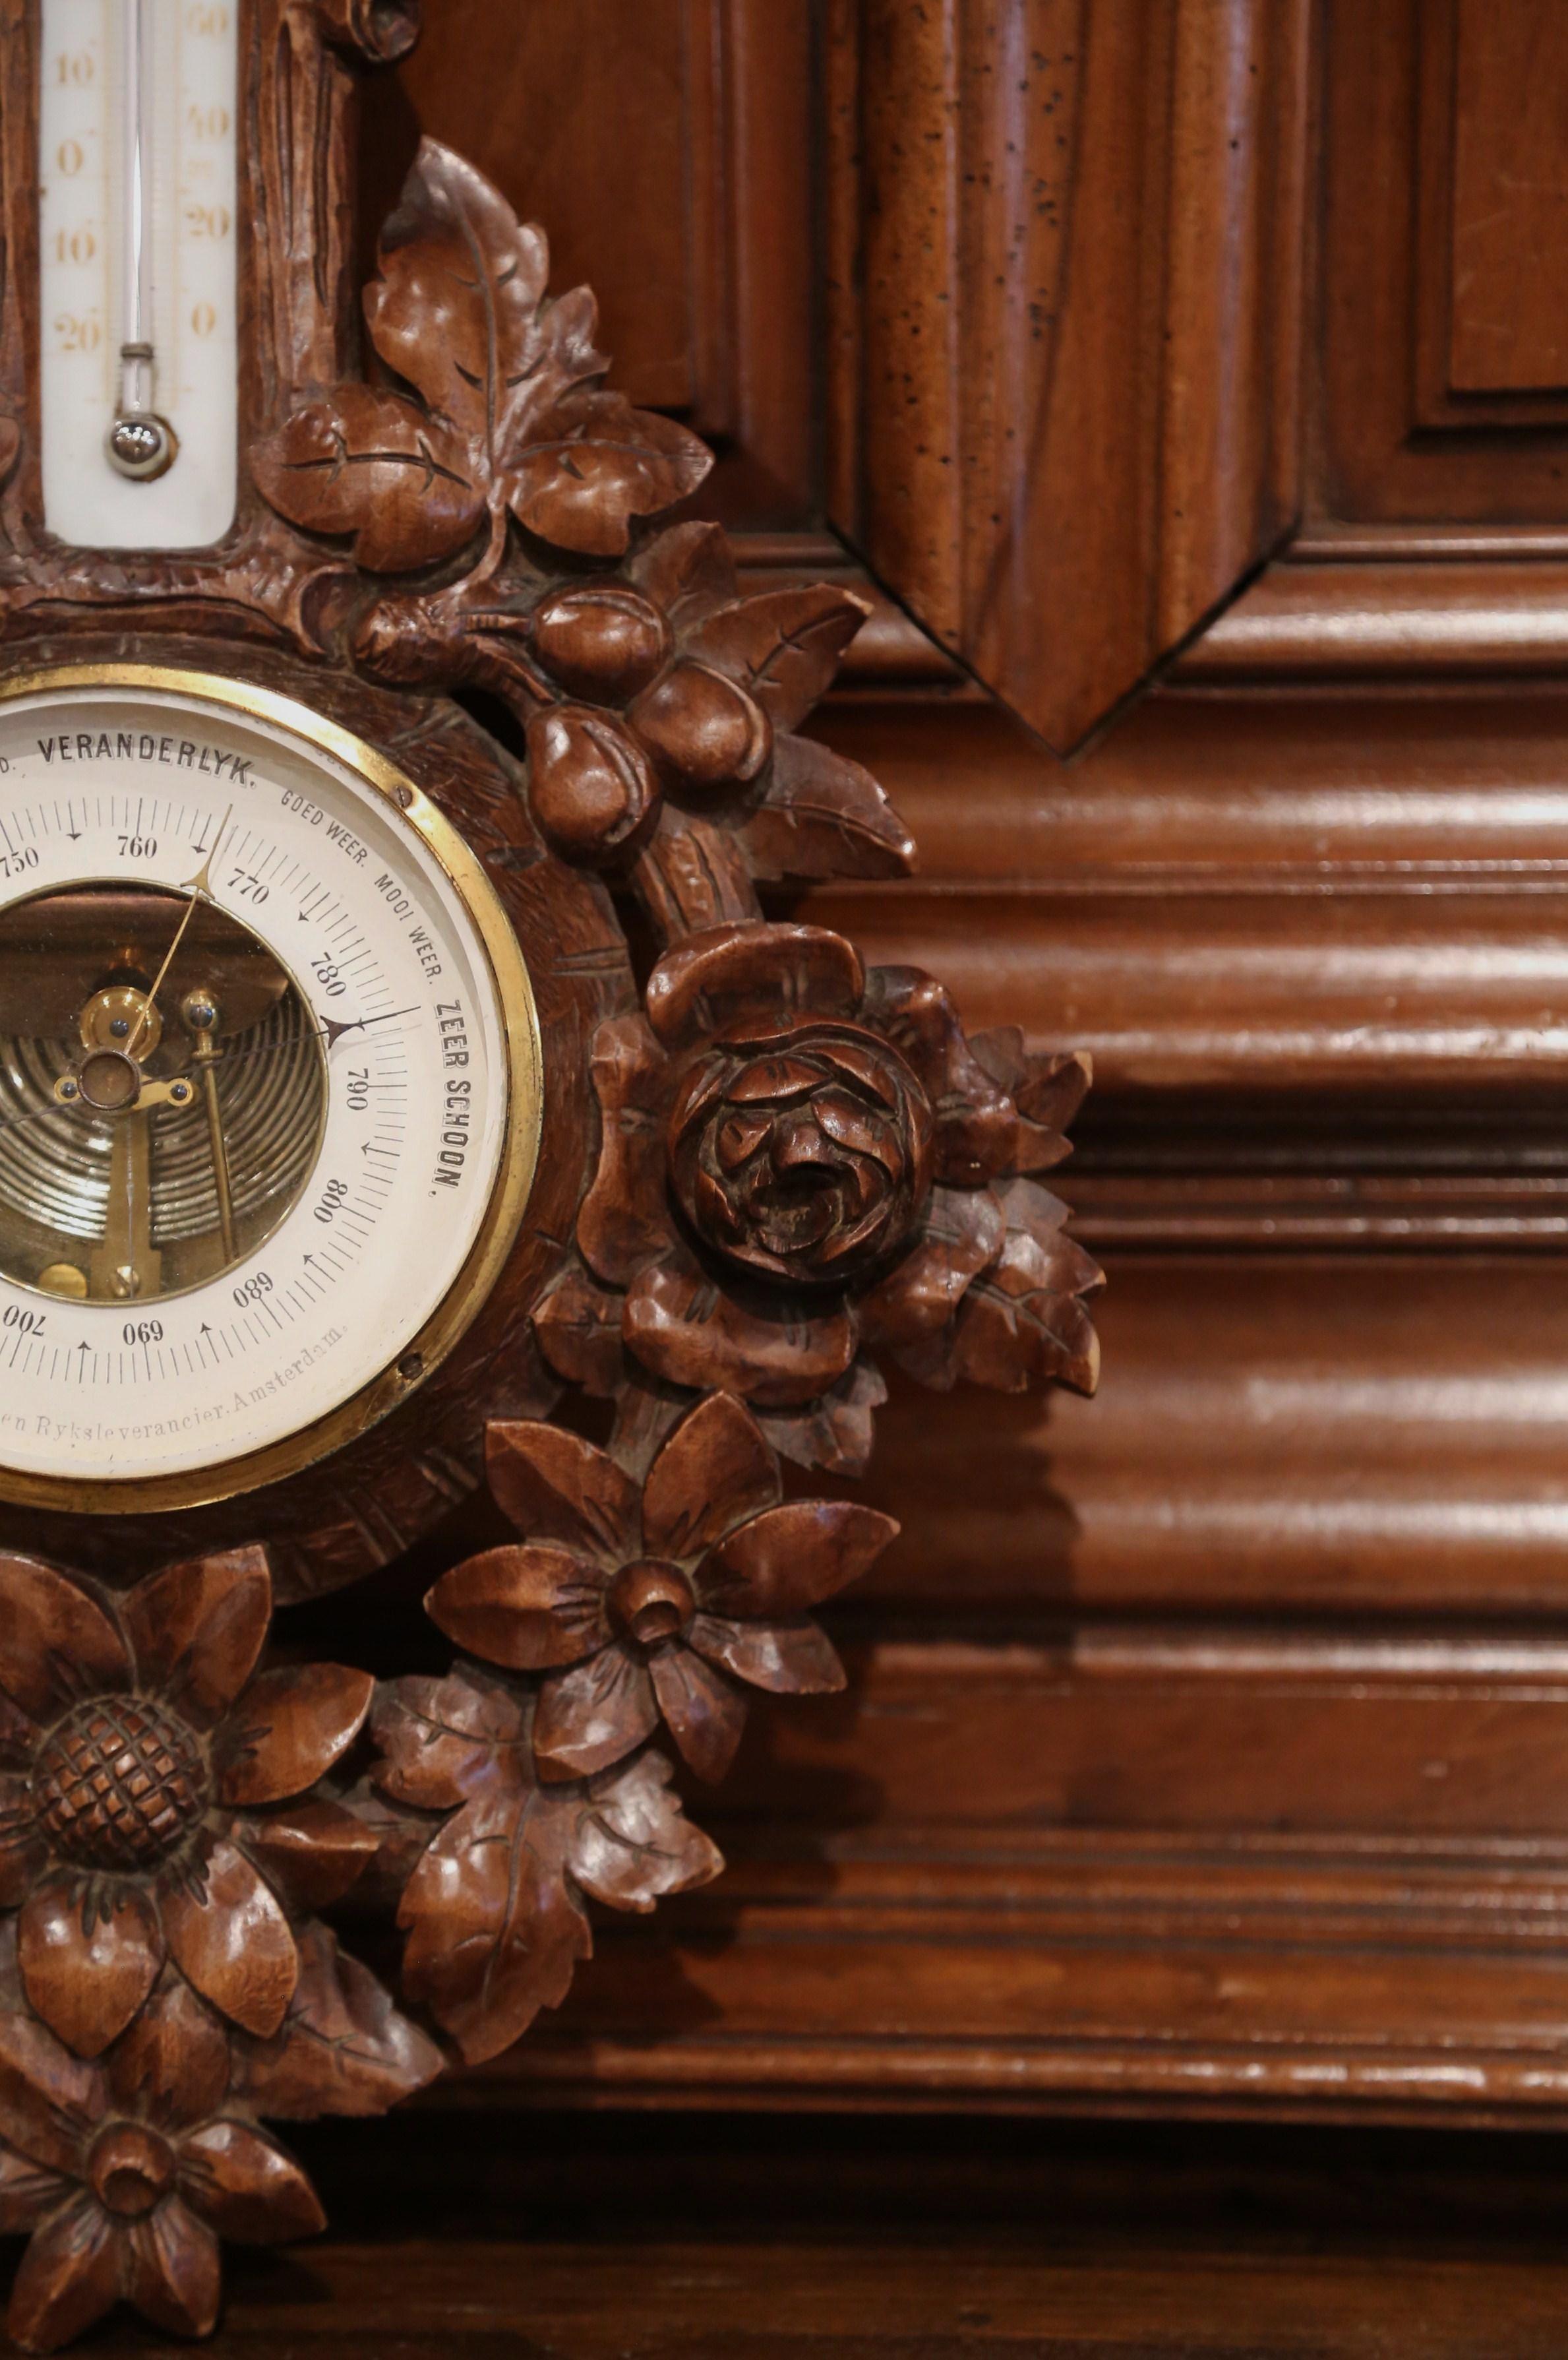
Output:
(371, 1667), (722, 2064)
(0, 1547), (375, 2058)
(533, 922), (1102, 1470)
(232, 1923), (443, 2119)
(255, 142), (710, 573)
(0, 1950), (323, 2353)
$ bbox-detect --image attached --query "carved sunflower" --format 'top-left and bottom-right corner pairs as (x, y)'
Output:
(0, 1548), (376, 2058)
(535, 919), (1102, 1471)
(0, 1960), (324, 2352)
(429, 1392), (896, 1784)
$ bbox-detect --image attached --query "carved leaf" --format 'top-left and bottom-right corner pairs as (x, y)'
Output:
(233, 1923), (443, 2119)
(755, 1359), (888, 1477)
(738, 733), (917, 883)
(688, 585), (870, 731)
(631, 519), (739, 625)
(508, 391), (712, 558)
(532, 1262), (628, 1396)
(389, 1670), (719, 2063)
(915, 1180), (1102, 1396)
(251, 386), (483, 572)
(366, 142), (560, 439)
(624, 1251), (858, 1409)
(371, 1669), (524, 1813)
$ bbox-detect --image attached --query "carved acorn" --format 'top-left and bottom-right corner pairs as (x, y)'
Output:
(535, 920), (1102, 1471)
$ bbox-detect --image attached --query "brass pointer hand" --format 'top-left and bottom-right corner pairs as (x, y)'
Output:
(124, 805), (233, 1059)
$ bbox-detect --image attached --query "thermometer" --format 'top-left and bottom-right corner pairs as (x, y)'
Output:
(38, 0), (238, 549)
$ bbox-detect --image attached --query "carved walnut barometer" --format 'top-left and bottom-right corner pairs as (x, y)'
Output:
(0, 1), (1100, 2346)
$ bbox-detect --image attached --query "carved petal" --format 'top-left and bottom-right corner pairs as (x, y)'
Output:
(509, 390), (712, 557)
(485, 1422), (640, 1557)
(687, 584), (869, 732)
(533, 1646), (658, 1783)
(641, 1391), (781, 1562)
(106, 1974), (229, 2127)
(576, 1012), (677, 1290)
(645, 921), (864, 1053)
(689, 1613), (847, 1696)
(372, 1668), (524, 1812)
(649, 1646), (748, 1782)
(368, 142), (556, 433)
(624, 1253), (857, 1408)
(18, 1879), (163, 2060)
(251, 385), (483, 571)
(0, 2148), (67, 2239)
(219, 1665), (374, 1807)
(0, 1776), (45, 1908)
(161, 1839), (298, 2038)
(8, 2195), (121, 2353)
(121, 1547), (271, 1725)
(698, 1501), (897, 1619)
(0, 1556), (127, 1725)
(427, 1546), (610, 1671)
(571, 1749), (725, 1911)
(122, 2200), (221, 2339)
(859, 1185), (1008, 1349)
(0, 1995), (101, 2177)
(179, 2122), (326, 2244)
(739, 732), (917, 884)
(236, 1799), (380, 1913)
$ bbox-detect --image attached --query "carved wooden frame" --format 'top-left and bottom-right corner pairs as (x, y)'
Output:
(0, 5), (1099, 2345)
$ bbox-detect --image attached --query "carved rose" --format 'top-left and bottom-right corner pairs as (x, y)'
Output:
(665, 1012), (934, 1283)
(534, 921), (1102, 1471)
(0, 1964), (324, 2351)
(428, 1394), (895, 1787)
(0, 1548), (377, 2058)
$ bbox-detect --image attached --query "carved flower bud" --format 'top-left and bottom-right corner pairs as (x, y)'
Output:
(630, 660), (773, 792)
(530, 582), (673, 702)
(665, 1021), (936, 1283)
(527, 706), (661, 865)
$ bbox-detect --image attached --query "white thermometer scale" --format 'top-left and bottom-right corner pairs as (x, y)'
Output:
(38, 0), (238, 549)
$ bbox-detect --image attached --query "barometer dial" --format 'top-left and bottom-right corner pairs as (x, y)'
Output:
(0, 669), (540, 1510)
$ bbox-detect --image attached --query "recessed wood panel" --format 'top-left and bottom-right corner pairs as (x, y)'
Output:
(1449, 3), (1568, 396)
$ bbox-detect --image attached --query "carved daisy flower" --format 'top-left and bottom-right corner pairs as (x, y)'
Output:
(0, 1958), (323, 2351)
(0, 1547), (375, 2059)
(427, 1392), (898, 1783)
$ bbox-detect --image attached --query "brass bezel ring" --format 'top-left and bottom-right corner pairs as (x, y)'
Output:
(0, 663), (543, 1515)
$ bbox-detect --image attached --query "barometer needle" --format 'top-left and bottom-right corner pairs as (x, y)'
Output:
(125, 807), (234, 1058)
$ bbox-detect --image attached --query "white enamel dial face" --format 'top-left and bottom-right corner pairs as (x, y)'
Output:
(39, 0), (238, 547)
(0, 676), (535, 1500)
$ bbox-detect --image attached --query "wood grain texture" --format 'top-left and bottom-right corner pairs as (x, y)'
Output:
(826, 0), (1307, 749)
(1447, 1), (1568, 395)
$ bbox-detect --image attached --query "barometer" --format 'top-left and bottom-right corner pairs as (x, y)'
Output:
(0, 667), (535, 1508)
(0, 4), (1097, 2349)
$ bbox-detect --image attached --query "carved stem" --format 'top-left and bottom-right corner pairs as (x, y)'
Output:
(632, 813), (762, 944)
